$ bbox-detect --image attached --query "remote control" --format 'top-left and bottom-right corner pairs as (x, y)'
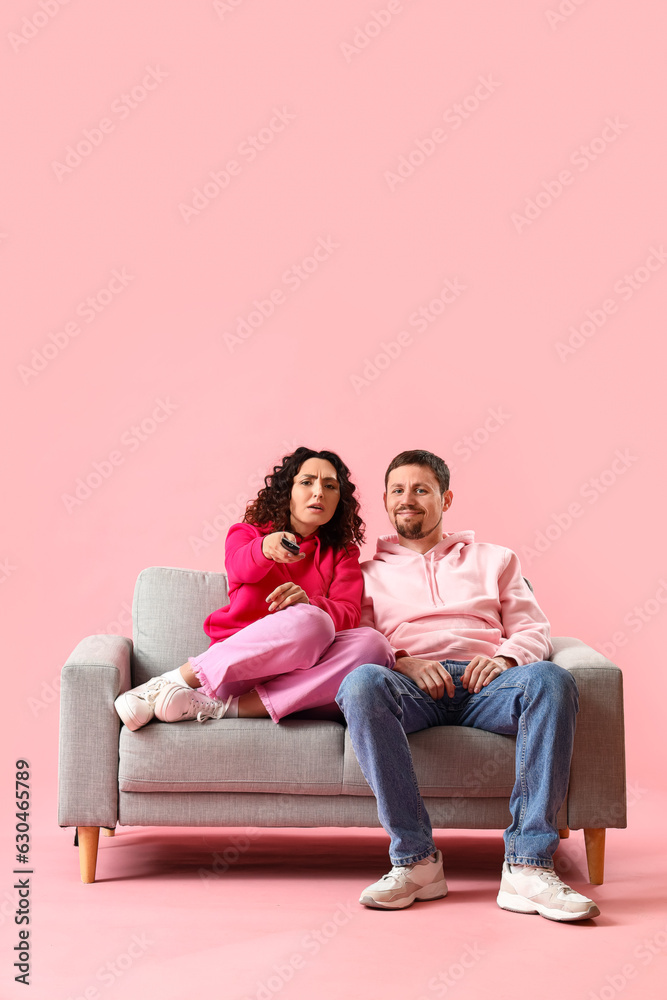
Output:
(281, 536), (301, 555)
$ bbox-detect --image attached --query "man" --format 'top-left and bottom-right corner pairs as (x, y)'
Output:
(335, 449), (599, 921)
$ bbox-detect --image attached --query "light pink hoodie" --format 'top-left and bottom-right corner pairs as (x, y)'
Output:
(360, 531), (553, 666)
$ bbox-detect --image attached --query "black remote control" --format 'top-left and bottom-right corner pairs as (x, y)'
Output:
(281, 536), (301, 555)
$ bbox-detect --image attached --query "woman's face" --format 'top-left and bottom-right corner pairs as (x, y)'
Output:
(289, 457), (341, 537)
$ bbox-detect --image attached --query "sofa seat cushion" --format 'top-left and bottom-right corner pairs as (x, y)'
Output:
(119, 718), (345, 794)
(342, 726), (517, 796)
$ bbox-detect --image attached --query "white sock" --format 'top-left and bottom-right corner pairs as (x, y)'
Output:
(225, 696), (239, 718)
(161, 667), (194, 689)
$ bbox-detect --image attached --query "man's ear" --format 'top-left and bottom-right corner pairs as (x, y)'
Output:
(442, 489), (453, 512)
(383, 491), (388, 511)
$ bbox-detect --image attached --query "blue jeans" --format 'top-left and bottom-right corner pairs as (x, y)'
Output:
(335, 659), (579, 869)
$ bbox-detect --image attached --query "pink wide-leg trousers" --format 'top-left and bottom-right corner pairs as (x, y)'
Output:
(188, 604), (394, 722)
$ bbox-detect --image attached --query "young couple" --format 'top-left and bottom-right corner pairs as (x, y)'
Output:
(115, 445), (600, 922)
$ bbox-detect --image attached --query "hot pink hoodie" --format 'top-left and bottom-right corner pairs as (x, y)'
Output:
(204, 522), (362, 643)
(360, 531), (553, 666)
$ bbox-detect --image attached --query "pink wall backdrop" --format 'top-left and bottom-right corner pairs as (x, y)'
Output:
(1, 0), (666, 995)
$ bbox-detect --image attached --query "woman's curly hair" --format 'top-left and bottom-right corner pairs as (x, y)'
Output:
(244, 447), (365, 550)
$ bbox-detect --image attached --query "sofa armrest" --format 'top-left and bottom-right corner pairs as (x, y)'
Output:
(551, 636), (627, 829)
(58, 635), (132, 828)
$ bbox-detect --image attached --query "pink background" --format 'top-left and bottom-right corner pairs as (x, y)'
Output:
(2, 1), (666, 998)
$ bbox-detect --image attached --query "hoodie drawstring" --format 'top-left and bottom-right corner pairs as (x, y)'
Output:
(422, 552), (444, 606)
(429, 551), (445, 605)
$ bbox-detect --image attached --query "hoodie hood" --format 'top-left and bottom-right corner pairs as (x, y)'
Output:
(373, 531), (476, 562)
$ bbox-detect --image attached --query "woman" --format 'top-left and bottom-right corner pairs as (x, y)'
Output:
(114, 446), (394, 728)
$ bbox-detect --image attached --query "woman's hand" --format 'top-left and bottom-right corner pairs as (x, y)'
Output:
(261, 531), (306, 563)
(266, 582), (310, 612)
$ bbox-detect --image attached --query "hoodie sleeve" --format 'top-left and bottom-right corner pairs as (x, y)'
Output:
(223, 522), (274, 585)
(360, 589), (376, 629)
(494, 549), (554, 666)
(309, 544), (363, 631)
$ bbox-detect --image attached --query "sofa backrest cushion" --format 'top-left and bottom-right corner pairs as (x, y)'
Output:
(132, 566), (228, 683)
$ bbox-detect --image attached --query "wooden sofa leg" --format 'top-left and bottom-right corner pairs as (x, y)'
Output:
(78, 827), (100, 883)
(102, 827), (115, 837)
(558, 827), (570, 839)
(584, 828), (605, 885)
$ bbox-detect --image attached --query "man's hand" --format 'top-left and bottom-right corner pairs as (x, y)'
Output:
(394, 657), (455, 700)
(261, 531), (306, 563)
(461, 655), (517, 694)
(266, 582), (309, 612)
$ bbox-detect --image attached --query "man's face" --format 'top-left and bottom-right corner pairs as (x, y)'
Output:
(384, 464), (451, 540)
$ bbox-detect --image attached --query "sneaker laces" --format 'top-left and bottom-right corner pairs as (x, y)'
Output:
(196, 695), (233, 723)
(381, 862), (418, 881)
(143, 677), (172, 705)
(384, 867), (408, 880)
(529, 867), (577, 895)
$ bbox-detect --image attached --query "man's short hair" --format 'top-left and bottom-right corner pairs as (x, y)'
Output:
(384, 450), (450, 495)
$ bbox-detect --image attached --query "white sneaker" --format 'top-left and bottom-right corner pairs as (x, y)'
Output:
(497, 862), (600, 921)
(153, 683), (233, 723)
(114, 675), (173, 731)
(359, 851), (448, 909)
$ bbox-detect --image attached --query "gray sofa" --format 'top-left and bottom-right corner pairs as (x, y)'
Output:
(58, 566), (627, 884)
